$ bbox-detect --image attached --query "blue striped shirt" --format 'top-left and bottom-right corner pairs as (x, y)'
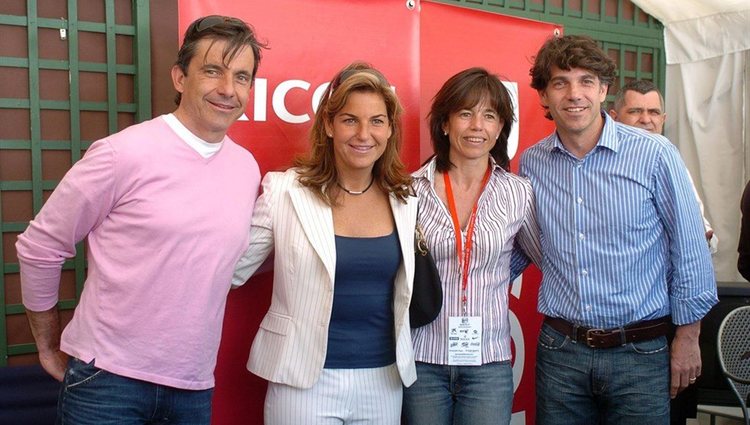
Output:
(411, 158), (541, 364)
(519, 112), (717, 328)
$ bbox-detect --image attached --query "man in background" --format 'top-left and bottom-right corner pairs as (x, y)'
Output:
(609, 80), (717, 253)
(16, 15), (266, 424)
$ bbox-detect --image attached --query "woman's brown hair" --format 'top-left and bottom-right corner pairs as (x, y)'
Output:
(295, 62), (412, 205)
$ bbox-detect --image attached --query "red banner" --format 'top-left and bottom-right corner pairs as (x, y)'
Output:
(177, 1), (558, 424)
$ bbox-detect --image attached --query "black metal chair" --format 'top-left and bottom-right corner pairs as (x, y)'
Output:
(717, 305), (750, 425)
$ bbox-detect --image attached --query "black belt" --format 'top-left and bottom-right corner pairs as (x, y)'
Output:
(544, 316), (670, 349)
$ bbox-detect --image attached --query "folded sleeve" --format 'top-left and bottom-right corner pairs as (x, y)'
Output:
(16, 140), (117, 311)
(652, 144), (718, 324)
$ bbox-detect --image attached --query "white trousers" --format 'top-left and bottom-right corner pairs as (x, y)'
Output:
(264, 364), (402, 425)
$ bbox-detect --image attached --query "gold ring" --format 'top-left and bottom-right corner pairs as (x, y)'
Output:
(689, 377), (697, 383)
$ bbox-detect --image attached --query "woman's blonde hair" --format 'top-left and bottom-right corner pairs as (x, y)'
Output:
(295, 62), (412, 205)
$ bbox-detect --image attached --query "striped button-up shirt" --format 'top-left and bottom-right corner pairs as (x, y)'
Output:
(411, 158), (541, 364)
(519, 112), (717, 328)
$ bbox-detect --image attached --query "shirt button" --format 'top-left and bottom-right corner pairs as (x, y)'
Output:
(582, 269), (588, 276)
(585, 305), (592, 312)
(577, 197), (583, 204)
(578, 233), (585, 240)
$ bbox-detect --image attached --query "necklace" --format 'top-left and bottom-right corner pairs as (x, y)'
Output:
(336, 177), (374, 195)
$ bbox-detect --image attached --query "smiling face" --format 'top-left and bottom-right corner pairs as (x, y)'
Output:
(325, 91), (392, 176)
(540, 66), (608, 144)
(610, 90), (665, 134)
(443, 97), (503, 163)
(171, 38), (255, 143)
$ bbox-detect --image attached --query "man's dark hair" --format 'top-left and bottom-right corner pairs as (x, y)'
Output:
(174, 15), (268, 105)
(529, 35), (616, 91)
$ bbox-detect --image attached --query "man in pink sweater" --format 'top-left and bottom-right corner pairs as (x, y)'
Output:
(16, 15), (265, 424)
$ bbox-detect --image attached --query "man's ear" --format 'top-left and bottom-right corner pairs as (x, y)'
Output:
(609, 109), (618, 120)
(171, 65), (186, 95)
(538, 89), (548, 106)
(598, 84), (608, 103)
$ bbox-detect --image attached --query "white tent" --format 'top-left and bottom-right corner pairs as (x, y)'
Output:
(633, 0), (750, 283)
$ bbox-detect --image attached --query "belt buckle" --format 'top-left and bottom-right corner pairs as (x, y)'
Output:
(585, 328), (605, 347)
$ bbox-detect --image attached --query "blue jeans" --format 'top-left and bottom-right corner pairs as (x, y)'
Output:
(402, 361), (513, 425)
(535, 323), (670, 425)
(57, 357), (213, 425)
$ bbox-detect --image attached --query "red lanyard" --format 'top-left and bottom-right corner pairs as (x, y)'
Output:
(443, 165), (492, 313)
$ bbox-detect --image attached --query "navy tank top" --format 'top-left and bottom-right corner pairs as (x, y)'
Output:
(324, 231), (401, 368)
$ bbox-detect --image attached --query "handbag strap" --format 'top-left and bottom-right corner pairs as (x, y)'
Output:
(415, 203), (429, 256)
(415, 223), (429, 256)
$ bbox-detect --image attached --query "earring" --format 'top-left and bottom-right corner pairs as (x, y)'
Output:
(327, 133), (332, 138)
(444, 131), (448, 136)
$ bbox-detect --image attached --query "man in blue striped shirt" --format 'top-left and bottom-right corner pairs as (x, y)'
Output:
(520, 35), (718, 424)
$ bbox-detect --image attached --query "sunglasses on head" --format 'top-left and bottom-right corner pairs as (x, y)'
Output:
(195, 15), (244, 32)
(332, 68), (390, 92)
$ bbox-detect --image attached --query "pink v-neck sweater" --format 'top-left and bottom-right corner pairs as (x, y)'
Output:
(17, 116), (261, 389)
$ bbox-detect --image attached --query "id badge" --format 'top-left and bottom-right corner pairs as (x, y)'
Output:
(447, 316), (482, 365)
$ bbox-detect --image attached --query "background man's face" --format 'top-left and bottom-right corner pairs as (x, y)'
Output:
(611, 90), (665, 134)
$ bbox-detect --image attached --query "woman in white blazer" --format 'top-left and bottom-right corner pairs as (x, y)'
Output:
(233, 62), (417, 425)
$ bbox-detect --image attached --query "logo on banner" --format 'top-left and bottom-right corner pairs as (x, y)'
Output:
(238, 79), (396, 124)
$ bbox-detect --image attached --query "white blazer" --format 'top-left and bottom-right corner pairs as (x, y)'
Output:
(233, 169), (418, 389)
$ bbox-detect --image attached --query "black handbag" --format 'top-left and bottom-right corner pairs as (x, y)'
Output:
(410, 223), (443, 328)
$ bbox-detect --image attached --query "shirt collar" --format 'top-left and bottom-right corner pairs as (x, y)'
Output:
(413, 155), (505, 183)
(543, 110), (621, 155)
(597, 111), (621, 153)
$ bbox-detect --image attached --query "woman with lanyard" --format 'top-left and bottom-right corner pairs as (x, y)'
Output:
(403, 67), (541, 425)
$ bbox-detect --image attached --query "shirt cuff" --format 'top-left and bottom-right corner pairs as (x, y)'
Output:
(670, 289), (719, 325)
(20, 262), (62, 312)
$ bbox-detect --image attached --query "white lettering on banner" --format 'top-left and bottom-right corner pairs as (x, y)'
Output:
(239, 78), (527, 130)
(510, 274), (525, 421)
(273, 79), (312, 124)
(509, 274), (525, 393)
(509, 310), (525, 391)
(253, 78), (268, 121)
(240, 79), (331, 123)
(311, 82), (330, 114)
(510, 410), (526, 424)
(503, 81), (520, 161)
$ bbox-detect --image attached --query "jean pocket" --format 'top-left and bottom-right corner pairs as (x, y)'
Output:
(629, 336), (668, 355)
(537, 324), (570, 351)
(64, 358), (106, 389)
